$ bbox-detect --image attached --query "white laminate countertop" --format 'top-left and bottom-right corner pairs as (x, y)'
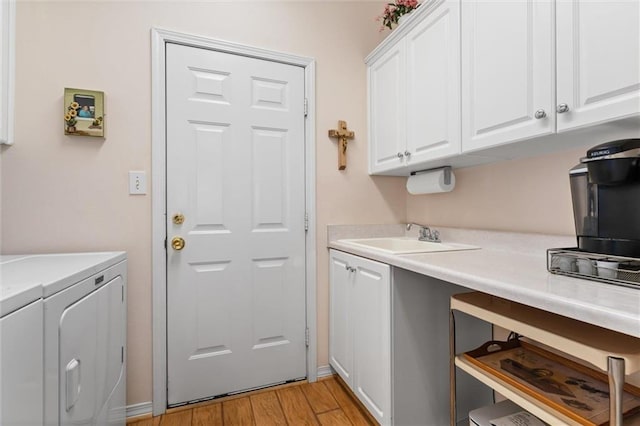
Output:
(328, 225), (640, 339)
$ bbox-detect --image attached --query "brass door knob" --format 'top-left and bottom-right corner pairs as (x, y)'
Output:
(172, 213), (185, 225)
(171, 237), (185, 251)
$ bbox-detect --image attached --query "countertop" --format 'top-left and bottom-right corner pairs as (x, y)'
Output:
(328, 225), (640, 339)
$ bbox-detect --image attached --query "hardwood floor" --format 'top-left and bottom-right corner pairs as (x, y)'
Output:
(128, 376), (377, 426)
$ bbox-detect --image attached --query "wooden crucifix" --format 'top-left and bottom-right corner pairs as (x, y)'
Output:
(328, 120), (355, 170)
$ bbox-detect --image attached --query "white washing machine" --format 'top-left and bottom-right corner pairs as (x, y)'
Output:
(0, 252), (127, 426)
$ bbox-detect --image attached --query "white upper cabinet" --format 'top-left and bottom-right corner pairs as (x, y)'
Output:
(0, 0), (15, 145)
(406, 1), (461, 165)
(462, 0), (554, 153)
(367, 0), (639, 175)
(367, 0), (461, 175)
(369, 41), (407, 174)
(556, 0), (640, 132)
(462, 0), (640, 153)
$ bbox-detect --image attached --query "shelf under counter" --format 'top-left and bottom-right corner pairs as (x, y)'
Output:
(450, 292), (640, 374)
(450, 291), (640, 426)
(455, 354), (578, 426)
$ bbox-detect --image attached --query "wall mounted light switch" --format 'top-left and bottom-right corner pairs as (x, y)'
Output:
(129, 171), (147, 195)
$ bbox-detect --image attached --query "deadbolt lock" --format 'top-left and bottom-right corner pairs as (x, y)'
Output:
(172, 213), (185, 225)
(171, 237), (186, 251)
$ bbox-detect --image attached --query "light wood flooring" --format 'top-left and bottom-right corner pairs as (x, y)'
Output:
(128, 376), (377, 426)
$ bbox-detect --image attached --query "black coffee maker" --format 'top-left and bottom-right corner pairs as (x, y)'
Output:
(570, 139), (640, 257)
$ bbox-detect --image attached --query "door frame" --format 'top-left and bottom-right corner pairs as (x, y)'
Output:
(150, 28), (317, 416)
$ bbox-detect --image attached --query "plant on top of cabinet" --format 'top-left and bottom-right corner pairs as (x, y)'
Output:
(376, 0), (421, 32)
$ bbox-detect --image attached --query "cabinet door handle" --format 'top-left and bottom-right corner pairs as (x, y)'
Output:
(534, 109), (547, 119)
(404, 150), (411, 157)
(556, 103), (570, 114)
(397, 152), (404, 159)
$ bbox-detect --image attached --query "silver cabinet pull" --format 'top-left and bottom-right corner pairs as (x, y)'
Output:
(556, 103), (570, 113)
(404, 150), (411, 157)
(397, 152), (404, 159)
(534, 109), (547, 119)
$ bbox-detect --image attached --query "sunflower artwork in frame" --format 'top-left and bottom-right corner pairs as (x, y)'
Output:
(64, 88), (105, 137)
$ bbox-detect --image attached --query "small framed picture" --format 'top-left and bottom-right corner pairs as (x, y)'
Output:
(64, 88), (104, 137)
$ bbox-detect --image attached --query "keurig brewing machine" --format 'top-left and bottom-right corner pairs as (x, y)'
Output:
(570, 139), (640, 258)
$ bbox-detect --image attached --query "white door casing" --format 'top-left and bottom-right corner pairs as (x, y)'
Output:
(556, 0), (640, 131)
(166, 42), (307, 405)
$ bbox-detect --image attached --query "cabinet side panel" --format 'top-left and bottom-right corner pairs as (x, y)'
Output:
(392, 269), (492, 425)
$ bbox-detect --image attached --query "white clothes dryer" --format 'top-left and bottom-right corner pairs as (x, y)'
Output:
(1, 252), (127, 426)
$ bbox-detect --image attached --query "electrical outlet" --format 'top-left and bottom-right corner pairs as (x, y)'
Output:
(129, 171), (147, 195)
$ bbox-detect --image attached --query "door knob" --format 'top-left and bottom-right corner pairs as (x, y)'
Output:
(534, 109), (547, 119)
(171, 237), (186, 251)
(556, 103), (570, 113)
(172, 213), (185, 225)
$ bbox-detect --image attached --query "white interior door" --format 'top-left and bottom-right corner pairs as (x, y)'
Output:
(166, 43), (307, 405)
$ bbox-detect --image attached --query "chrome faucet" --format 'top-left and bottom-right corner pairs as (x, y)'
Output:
(406, 223), (441, 243)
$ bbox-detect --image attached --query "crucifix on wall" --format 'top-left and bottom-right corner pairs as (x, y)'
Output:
(328, 120), (355, 170)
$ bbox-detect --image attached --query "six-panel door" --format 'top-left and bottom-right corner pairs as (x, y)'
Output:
(166, 42), (307, 405)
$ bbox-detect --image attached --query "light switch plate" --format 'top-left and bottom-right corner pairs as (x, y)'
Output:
(129, 171), (147, 195)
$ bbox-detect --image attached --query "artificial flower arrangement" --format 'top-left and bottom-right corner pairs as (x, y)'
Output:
(64, 101), (79, 132)
(376, 0), (420, 31)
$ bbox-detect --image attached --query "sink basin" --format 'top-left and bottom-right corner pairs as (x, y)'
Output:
(338, 237), (479, 254)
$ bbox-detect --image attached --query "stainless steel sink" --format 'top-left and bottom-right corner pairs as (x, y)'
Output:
(338, 237), (479, 254)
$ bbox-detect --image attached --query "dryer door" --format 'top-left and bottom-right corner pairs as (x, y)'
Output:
(59, 276), (125, 425)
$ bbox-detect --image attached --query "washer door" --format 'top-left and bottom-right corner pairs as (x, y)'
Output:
(59, 276), (125, 425)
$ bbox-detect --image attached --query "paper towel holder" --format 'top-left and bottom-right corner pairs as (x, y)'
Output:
(411, 166), (452, 185)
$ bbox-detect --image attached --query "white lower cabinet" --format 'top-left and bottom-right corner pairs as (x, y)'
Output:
(329, 250), (391, 425)
(329, 250), (493, 425)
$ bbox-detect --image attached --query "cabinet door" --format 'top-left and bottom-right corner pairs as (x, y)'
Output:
(406, 0), (461, 164)
(556, 0), (640, 131)
(329, 250), (354, 386)
(462, 0), (554, 152)
(368, 41), (407, 174)
(353, 257), (391, 426)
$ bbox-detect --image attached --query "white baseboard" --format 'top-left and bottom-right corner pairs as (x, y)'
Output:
(126, 401), (153, 419)
(317, 364), (334, 378)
